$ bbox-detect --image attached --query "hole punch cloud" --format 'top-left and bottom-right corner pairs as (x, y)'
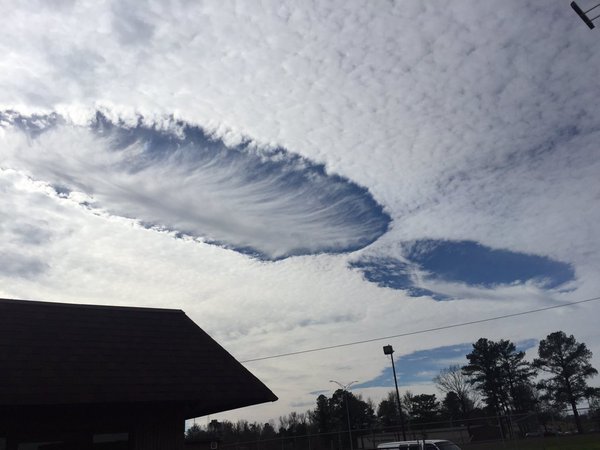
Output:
(348, 258), (449, 301)
(1, 111), (390, 260)
(405, 240), (575, 289)
(350, 240), (575, 299)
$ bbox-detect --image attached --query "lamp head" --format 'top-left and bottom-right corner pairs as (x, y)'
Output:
(383, 345), (394, 355)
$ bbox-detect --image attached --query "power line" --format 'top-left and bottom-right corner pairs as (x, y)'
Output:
(240, 295), (600, 363)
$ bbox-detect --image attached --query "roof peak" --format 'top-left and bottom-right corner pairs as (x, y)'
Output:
(0, 297), (183, 314)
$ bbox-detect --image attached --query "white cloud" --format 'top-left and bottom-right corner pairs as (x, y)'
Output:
(1, 114), (389, 259)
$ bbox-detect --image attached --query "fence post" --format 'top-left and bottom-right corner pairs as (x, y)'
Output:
(497, 414), (506, 448)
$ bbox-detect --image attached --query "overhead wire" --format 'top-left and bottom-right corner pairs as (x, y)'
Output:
(240, 295), (600, 363)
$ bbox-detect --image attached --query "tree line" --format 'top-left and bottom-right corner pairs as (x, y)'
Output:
(460, 331), (598, 435)
(186, 331), (599, 445)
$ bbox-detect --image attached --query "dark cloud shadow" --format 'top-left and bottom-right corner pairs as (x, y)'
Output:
(0, 252), (48, 279)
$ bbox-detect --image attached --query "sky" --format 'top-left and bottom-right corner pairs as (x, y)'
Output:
(1, 0), (600, 426)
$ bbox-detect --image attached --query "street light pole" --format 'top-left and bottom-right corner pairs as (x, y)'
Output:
(330, 379), (358, 450)
(571, 1), (600, 29)
(383, 345), (407, 441)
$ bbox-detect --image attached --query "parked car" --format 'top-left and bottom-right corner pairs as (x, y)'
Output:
(525, 431), (542, 438)
(525, 430), (561, 438)
(377, 440), (462, 450)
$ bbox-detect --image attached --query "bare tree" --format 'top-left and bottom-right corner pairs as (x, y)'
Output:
(434, 364), (479, 414)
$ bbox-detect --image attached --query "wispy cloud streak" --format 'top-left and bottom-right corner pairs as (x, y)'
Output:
(1, 112), (390, 259)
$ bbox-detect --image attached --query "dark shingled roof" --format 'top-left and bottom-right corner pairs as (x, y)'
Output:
(0, 298), (277, 418)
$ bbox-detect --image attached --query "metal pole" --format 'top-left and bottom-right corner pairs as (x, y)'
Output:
(389, 354), (407, 441)
(571, 1), (598, 29)
(344, 391), (353, 450)
(330, 380), (358, 450)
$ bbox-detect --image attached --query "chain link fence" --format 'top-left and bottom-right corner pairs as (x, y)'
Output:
(193, 408), (599, 450)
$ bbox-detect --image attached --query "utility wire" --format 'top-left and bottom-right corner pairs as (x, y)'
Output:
(240, 295), (600, 363)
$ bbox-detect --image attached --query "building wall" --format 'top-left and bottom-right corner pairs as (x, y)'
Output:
(132, 415), (184, 450)
(0, 406), (185, 450)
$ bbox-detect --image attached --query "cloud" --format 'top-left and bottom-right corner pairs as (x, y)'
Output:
(0, 252), (47, 278)
(308, 389), (329, 396)
(1, 0), (600, 425)
(348, 257), (449, 300)
(1, 111), (390, 260)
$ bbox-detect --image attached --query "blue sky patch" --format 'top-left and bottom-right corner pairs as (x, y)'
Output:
(351, 240), (574, 297)
(348, 258), (449, 300)
(404, 240), (575, 289)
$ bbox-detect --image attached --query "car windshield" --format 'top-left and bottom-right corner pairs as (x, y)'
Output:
(436, 443), (461, 450)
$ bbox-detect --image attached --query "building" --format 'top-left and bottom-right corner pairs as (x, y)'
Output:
(0, 298), (277, 450)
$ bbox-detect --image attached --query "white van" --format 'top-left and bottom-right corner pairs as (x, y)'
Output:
(377, 440), (462, 450)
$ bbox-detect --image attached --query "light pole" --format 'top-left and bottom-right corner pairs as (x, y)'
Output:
(383, 345), (407, 441)
(571, 1), (600, 29)
(330, 379), (358, 450)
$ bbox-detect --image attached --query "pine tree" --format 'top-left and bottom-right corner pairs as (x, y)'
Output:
(534, 331), (598, 434)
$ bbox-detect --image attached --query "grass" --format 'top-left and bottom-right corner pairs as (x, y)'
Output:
(461, 433), (600, 450)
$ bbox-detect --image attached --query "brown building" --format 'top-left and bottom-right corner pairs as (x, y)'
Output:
(0, 298), (277, 450)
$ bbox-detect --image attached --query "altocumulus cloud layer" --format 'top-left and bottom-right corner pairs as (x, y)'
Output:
(2, 0), (600, 424)
(0, 111), (390, 260)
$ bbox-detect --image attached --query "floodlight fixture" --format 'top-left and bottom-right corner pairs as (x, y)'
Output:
(571, 1), (600, 29)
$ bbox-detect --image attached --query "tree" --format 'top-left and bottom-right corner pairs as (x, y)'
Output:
(533, 331), (598, 434)
(535, 395), (564, 432)
(311, 394), (332, 433)
(261, 421), (277, 439)
(434, 365), (479, 419)
(401, 391), (415, 420)
(377, 391), (399, 426)
(329, 389), (375, 431)
(308, 389), (375, 449)
(463, 338), (536, 415)
(310, 394), (334, 447)
(509, 382), (538, 414)
(279, 411), (309, 436)
(587, 388), (600, 429)
(405, 394), (440, 425)
(185, 423), (206, 442)
(441, 392), (462, 421)
(496, 340), (537, 413)
(463, 338), (509, 415)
